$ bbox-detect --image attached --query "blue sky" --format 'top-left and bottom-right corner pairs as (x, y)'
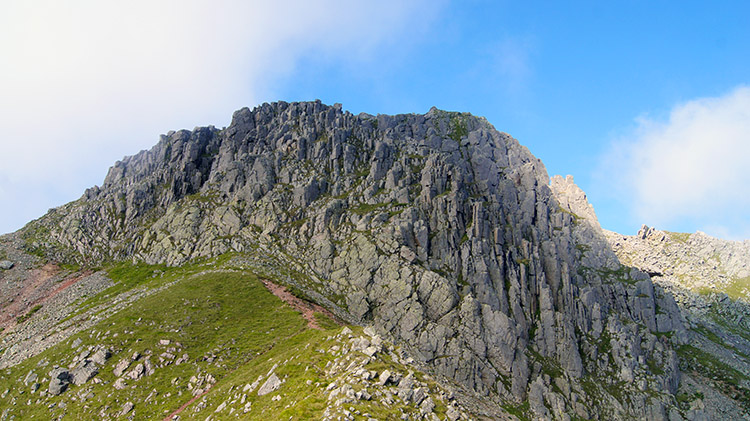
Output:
(2, 1), (750, 238)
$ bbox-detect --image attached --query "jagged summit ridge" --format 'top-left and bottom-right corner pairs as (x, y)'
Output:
(20, 101), (687, 419)
(607, 225), (750, 300)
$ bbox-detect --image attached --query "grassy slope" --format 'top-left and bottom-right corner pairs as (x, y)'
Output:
(0, 258), (456, 420)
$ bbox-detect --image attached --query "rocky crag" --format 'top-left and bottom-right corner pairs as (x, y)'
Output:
(607, 227), (750, 419)
(606, 226), (750, 300)
(2, 100), (728, 419)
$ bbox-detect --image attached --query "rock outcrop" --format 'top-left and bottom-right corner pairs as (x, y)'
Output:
(607, 225), (750, 298)
(19, 101), (689, 418)
(606, 226), (750, 419)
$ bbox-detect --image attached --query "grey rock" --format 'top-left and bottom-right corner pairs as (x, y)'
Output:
(113, 358), (130, 377)
(112, 378), (127, 390)
(420, 396), (435, 414)
(119, 401), (134, 417)
(377, 370), (392, 386)
(0, 261), (13, 270)
(90, 348), (111, 365)
(446, 405), (461, 421)
(48, 368), (71, 396)
(126, 363), (145, 380)
(23, 370), (37, 386)
(70, 360), (98, 385)
(257, 373), (282, 396)
(143, 357), (154, 376)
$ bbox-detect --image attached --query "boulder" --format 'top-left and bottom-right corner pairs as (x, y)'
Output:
(48, 368), (71, 396)
(119, 402), (134, 417)
(23, 370), (37, 386)
(71, 361), (98, 385)
(90, 348), (111, 365)
(113, 358), (130, 377)
(257, 373), (282, 396)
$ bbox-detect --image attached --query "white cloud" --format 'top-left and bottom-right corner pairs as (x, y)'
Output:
(0, 0), (442, 234)
(602, 86), (750, 239)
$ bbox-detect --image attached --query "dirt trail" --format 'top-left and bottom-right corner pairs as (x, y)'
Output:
(261, 279), (339, 330)
(163, 385), (214, 421)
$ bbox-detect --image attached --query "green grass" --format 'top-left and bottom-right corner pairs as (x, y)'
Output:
(666, 231), (691, 243)
(0, 267), (310, 420)
(708, 309), (750, 343)
(692, 325), (727, 349)
(695, 275), (750, 301)
(62, 261), (171, 320)
(575, 243), (591, 253)
(590, 265), (638, 285)
(558, 206), (582, 222)
(646, 357), (665, 376)
(284, 217), (308, 229)
(349, 202), (388, 215)
(448, 115), (469, 142)
(191, 324), (338, 420)
(676, 344), (750, 409)
(596, 330), (613, 356)
(675, 391), (704, 410)
(501, 401), (530, 421)
(59, 262), (82, 272)
(725, 276), (750, 300)
(184, 190), (222, 204)
(528, 350), (563, 380)
(16, 304), (43, 323)
(0, 254), (457, 420)
(515, 258), (530, 266)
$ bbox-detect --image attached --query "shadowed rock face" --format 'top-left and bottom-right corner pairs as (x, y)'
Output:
(21, 101), (686, 419)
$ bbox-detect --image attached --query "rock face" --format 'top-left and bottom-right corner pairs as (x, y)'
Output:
(607, 225), (750, 298)
(22, 101), (687, 418)
(605, 226), (750, 419)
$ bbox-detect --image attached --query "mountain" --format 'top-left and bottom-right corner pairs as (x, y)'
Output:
(0, 100), (747, 420)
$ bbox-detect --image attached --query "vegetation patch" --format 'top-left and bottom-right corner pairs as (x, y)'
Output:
(676, 344), (750, 409)
(675, 391), (704, 410)
(575, 243), (591, 253)
(65, 261), (171, 319)
(692, 325), (727, 349)
(707, 309), (750, 343)
(558, 206), (582, 224)
(448, 115), (469, 142)
(596, 330), (613, 356)
(16, 304), (43, 323)
(666, 231), (691, 244)
(350, 202), (388, 215)
(0, 267), (310, 419)
(725, 276), (750, 301)
(501, 401), (530, 421)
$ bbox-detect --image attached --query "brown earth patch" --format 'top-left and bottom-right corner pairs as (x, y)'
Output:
(261, 279), (340, 330)
(164, 384), (213, 421)
(0, 264), (91, 333)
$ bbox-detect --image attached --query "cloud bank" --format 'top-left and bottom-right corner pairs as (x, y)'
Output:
(603, 86), (750, 239)
(0, 0), (440, 234)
